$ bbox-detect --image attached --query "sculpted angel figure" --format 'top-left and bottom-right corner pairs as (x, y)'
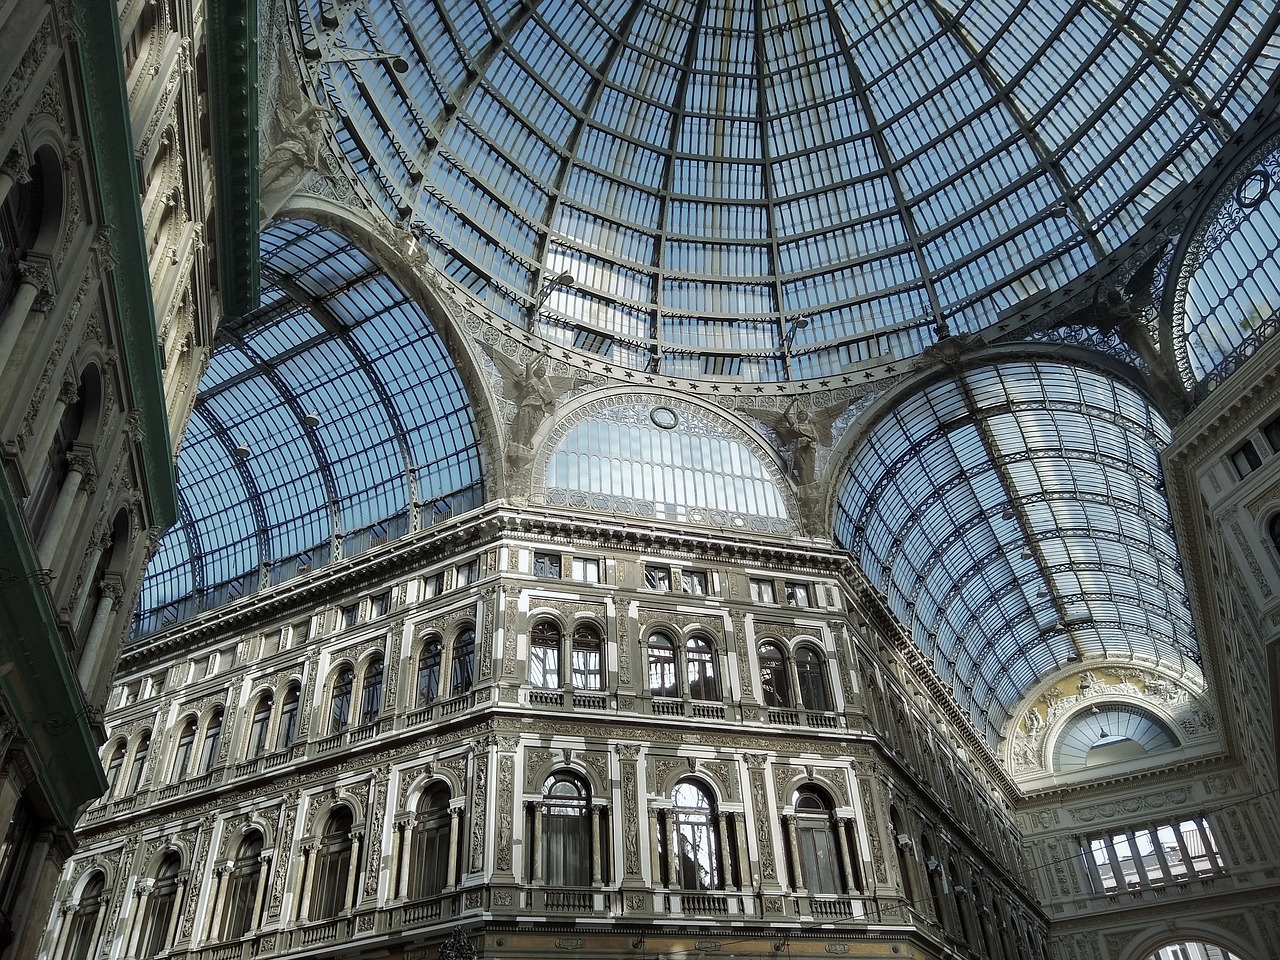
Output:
(748, 397), (847, 487)
(260, 44), (332, 221)
(488, 348), (576, 468)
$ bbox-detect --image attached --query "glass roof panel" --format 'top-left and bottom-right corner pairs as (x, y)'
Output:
(134, 221), (485, 637)
(293, 0), (1274, 379)
(834, 360), (1199, 745)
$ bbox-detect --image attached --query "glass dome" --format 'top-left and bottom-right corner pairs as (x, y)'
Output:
(293, 0), (1276, 379)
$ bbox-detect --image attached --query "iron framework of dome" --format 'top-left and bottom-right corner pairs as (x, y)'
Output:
(296, 0), (1276, 379)
(135, 221), (484, 635)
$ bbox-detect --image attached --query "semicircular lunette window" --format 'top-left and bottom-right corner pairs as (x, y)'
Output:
(134, 220), (485, 637)
(1052, 704), (1179, 772)
(536, 401), (792, 535)
(1181, 140), (1280, 391)
(833, 360), (1199, 746)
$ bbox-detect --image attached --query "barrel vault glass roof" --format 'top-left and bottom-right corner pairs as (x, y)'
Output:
(833, 360), (1198, 745)
(296, 0), (1278, 379)
(135, 221), (484, 635)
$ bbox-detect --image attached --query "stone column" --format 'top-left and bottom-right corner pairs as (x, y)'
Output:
(295, 845), (315, 922)
(395, 820), (413, 899)
(0, 260), (52, 376)
(1170, 822), (1197, 877)
(250, 854), (271, 931)
(716, 813), (735, 891)
(732, 814), (750, 890)
(207, 865), (229, 939)
(39, 448), (95, 567)
(1080, 839), (1106, 893)
(48, 903), (73, 960)
(835, 818), (855, 893)
(445, 808), (461, 889)
(1125, 830), (1152, 887)
(125, 882), (153, 958)
(344, 832), (363, 910)
(165, 876), (186, 949)
(25, 377), (77, 478)
(87, 895), (109, 958)
(590, 804), (604, 885)
(77, 577), (124, 692)
(783, 815), (802, 891)
(0, 152), (31, 208)
(531, 802), (544, 884)
(649, 810), (664, 886)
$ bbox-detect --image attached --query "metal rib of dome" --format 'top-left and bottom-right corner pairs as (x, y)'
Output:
(833, 360), (1198, 745)
(135, 221), (484, 635)
(295, 0), (1276, 379)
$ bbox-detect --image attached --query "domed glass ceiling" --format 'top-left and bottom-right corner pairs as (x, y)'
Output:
(135, 221), (484, 636)
(295, 0), (1276, 379)
(833, 360), (1198, 745)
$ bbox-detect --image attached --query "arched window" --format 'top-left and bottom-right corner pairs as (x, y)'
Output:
(221, 832), (264, 940)
(248, 693), (272, 756)
(450, 627), (475, 695)
(127, 731), (150, 793)
(669, 781), (721, 890)
(411, 786), (451, 899)
(359, 657), (383, 724)
(104, 741), (126, 793)
(276, 684), (300, 750)
(171, 717), (197, 780)
(571, 623), (603, 690)
(793, 787), (841, 894)
(330, 666), (354, 733)
(139, 852), (180, 958)
(795, 646), (830, 711)
(648, 633), (677, 697)
(417, 636), (442, 705)
(63, 871), (105, 960)
(27, 368), (91, 541)
(759, 642), (790, 707)
(686, 636), (719, 701)
(310, 808), (353, 920)
(1051, 703), (1179, 771)
(540, 773), (590, 886)
(199, 708), (223, 774)
(530, 620), (562, 689)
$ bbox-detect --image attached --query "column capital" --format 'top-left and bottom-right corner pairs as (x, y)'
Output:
(1, 151), (32, 184)
(17, 260), (53, 294)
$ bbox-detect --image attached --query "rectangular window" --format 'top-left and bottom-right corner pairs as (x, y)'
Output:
(456, 559), (479, 587)
(340, 604), (359, 629)
(422, 571), (446, 599)
(645, 564), (672, 590)
(1082, 818), (1222, 893)
(533, 551), (562, 578)
(1230, 439), (1262, 477)
(750, 578), (775, 603)
(292, 619), (311, 646)
(571, 557), (601, 583)
(1264, 414), (1280, 453)
(785, 581), (810, 607)
(682, 570), (709, 595)
(369, 592), (389, 619)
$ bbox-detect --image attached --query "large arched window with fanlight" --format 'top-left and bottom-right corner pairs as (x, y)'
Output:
(139, 852), (181, 958)
(538, 772), (591, 887)
(221, 831), (264, 940)
(62, 872), (106, 960)
(1052, 704), (1180, 772)
(792, 787), (842, 895)
(668, 781), (722, 891)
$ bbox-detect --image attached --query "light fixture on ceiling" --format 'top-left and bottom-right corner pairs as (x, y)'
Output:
(303, 411), (321, 428)
(233, 444), (252, 460)
(1001, 505), (1016, 520)
(536, 271), (577, 312)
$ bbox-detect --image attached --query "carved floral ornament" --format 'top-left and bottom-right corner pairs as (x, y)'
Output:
(1003, 664), (1214, 778)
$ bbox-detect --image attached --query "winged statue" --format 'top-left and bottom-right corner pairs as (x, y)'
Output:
(260, 42), (332, 222)
(747, 397), (848, 487)
(487, 347), (578, 467)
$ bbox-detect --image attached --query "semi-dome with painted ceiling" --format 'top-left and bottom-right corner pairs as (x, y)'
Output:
(293, 0), (1275, 379)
